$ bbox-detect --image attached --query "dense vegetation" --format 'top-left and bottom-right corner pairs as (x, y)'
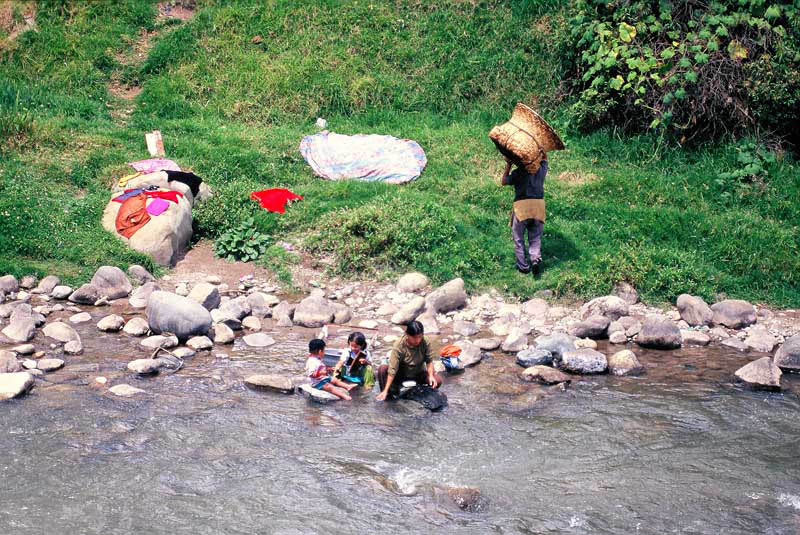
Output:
(0, 0), (798, 306)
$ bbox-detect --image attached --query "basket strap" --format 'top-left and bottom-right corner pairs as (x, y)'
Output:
(507, 122), (544, 164)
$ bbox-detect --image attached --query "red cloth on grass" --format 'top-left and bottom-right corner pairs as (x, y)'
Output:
(250, 189), (303, 214)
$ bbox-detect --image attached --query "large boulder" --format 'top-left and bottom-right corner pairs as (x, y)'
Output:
(676, 294), (713, 326)
(614, 282), (639, 305)
(188, 282), (220, 311)
(516, 348), (553, 367)
(31, 275), (60, 295)
(774, 335), (800, 372)
(735, 357), (782, 391)
(397, 272), (429, 293)
(391, 296), (426, 325)
(218, 296), (252, 321)
(452, 319), (479, 337)
(711, 300), (756, 329)
(129, 282), (160, 308)
(293, 295), (335, 328)
(68, 283), (102, 305)
(743, 328), (778, 353)
(501, 328), (528, 353)
(90, 266), (132, 299)
(146, 291), (212, 341)
(425, 278), (467, 314)
(534, 333), (577, 359)
(247, 292), (279, 318)
(0, 275), (19, 294)
(636, 320), (682, 349)
(453, 341), (483, 368)
(1, 317), (36, 343)
(0, 372), (34, 400)
(560, 348), (608, 374)
(580, 295), (629, 320)
(607, 350), (644, 376)
(568, 316), (610, 339)
(42, 321), (80, 343)
(520, 365), (571, 385)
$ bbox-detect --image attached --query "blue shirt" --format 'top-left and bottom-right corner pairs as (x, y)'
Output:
(509, 161), (547, 201)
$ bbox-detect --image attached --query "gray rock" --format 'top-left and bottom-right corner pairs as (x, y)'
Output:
(489, 315), (516, 337)
(19, 275), (37, 289)
(391, 296), (426, 325)
(42, 321), (79, 342)
(172, 347), (196, 359)
(245, 374), (296, 393)
(187, 336), (213, 350)
(0, 372), (34, 400)
(37, 358), (64, 372)
(516, 348), (553, 367)
(21, 359), (36, 370)
(580, 296), (629, 321)
(2, 318), (36, 343)
(272, 301), (295, 322)
(0, 275), (19, 294)
(11, 344), (35, 355)
(501, 329), (528, 352)
(614, 281), (639, 305)
(534, 333), (578, 359)
(140, 335), (179, 349)
(709, 327), (730, 340)
(128, 358), (163, 374)
(425, 278), (467, 314)
(722, 338), (748, 351)
(293, 295), (334, 328)
(127, 264), (155, 284)
(0, 350), (22, 373)
(97, 314), (125, 332)
(332, 303), (352, 324)
(188, 282), (221, 311)
(676, 294), (713, 326)
(298, 383), (339, 403)
(276, 316), (293, 328)
(242, 316), (262, 330)
(123, 317), (150, 336)
(146, 291), (212, 341)
(560, 348), (608, 374)
(521, 365), (571, 385)
(453, 319), (479, 337)
(243, 333), (276, 347)
(773, 335), (800, 372)
(218, 295), (252, 321)
(64, 340), (83, 355)
(129, 282), (160, 309)
(0, 302), (16, 318)
(453, 341), (483, 367)
(735, 357), (782, 391)
(174, 282), (189, 296)
(247, 292), (279, 318)
(417, 312), (440, 335)
(32, 275), (60, 295)
(109, 384), (147, 396)
(51, 285), (73, 299)
(68, 283), (102, 305)
(681, 330), (711, 346)
(376, 303), (399, 316)
(743, 328), (777, 353)
(711, 300), (756, 329)
(69, 312), (92, 324)
(212, 323), (235, 344)
(619, 317), (642, 337)
(397, 272), (429, 293)
(607, 349), (644, 376)
(609, 331), (628, 344)
(636, 320), (682, 349)
(568, 315), (610, 339)
(90, 266), (132, 299)
(521, 297), (549, 318)
(474, 338), (501, 351)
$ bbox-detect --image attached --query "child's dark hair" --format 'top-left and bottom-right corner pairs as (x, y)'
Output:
(405, 321), (424, 336)
(308, 338), (326, 354)
(348, 331), (367, 350)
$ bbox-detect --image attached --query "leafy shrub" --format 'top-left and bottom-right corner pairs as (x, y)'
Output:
(213, 217), (271, 262)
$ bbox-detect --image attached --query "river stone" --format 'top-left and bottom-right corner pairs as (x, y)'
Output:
(212, 323), (235, 344)
(0, 351), (22, 373)
(68, 283), (102, 305)
(21, 359), (36, 370)
(417, 312), (440, 335)
(521, 297), (549, 318)
(516, 348), (553, 367)
(146, 291), (212, 341)
(735, 357), (782, 391)
(11, 304), (44, 327)
(607, 350), (644, 376)
(140, 335), (179, 350)
(127, 264), (155, 284)
(743, 328), (777, 353)
(391, 296), (426, 325)
(272, 301), (295, 321)
(0, 302), (16, 318)
(575, 338), (598, 349)
(18, 275), (36, 290)
(123, 317), (150, 336)
(65, 339), (83, 354)
(580, 295), (629, 321)
(172, 347), (196, 359)
(31, 275), (59, 295)
(37, 358), (64, 372)
(69, 312), (92, 324)
(501, 329), (528, 353)
(247, 292), (279, 318)
(242, 316), (262, 331)
(711, 300), (756, 329)
(129, 282), (160, 309)
(128, 358), (162, 374)
(0, 372), (34, 400)
(298, 383), (339, 403)
(292, 295), (334, 328)
(614, 281), (639, 305)
(568, 316), (610, 339)
(521, 365), (571, 385)
(560, 348), (608, 374)
(90, 266), (132, 300)
(636, 320), (682, 349)
(425, 278), (467, 314)
(243, 333), (275, 347)
(453, 341), (483, 368)
(681, 330), (711, 346)
(12, 344), (35, 355)
(452, 319), (479, 337)
(535, 333), (578, 359)
(2, 317), (36, 343)
(188, 282), (220, 311)
(397, 272), (429, 293)
(333, 303), (352, 324)
(676, 294), (713, 326)
(51, 285), (73, 300)
(774, 335), (800, 372)
(174, 282), (189, 296)
(218, 295), (252, 321)
(722, 338), (748, 351)
(110, 384), (147, 397)
(244, 374), (296, 393)
(0, 275), (19, 294)
(609, 331), (628, 344)
(43, 321), (78, 343)
(376, 303), (399, 316)
(97, 314), (125, 332)
(474, 338), (501, 351)
(187, 336), (213, 350)
(489, 315), (516, 337)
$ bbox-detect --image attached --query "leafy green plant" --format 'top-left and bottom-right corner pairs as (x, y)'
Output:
(717, 141), (776, 182)
(213, 217), (271, 262)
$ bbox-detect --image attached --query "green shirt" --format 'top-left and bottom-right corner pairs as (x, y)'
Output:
(387, 336), (432, 378)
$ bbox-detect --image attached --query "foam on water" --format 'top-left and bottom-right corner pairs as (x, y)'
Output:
(778, 493), (800, 510)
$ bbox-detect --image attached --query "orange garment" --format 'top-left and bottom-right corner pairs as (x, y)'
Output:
(439, 345), (463, 358)
(115, 193), (150, 238)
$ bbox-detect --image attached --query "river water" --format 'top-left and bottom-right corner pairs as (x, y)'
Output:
(2, 315), (800, 534)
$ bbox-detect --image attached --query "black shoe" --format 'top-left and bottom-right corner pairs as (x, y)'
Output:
(531, 261), (541, 275)
(516, 266), (531, 274)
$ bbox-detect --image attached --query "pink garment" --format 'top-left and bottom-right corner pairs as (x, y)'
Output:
(146, 198), (170, 216)
(128, 158), (181, 174)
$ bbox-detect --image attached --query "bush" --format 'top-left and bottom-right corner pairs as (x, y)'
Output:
(214, 217), (272, 262)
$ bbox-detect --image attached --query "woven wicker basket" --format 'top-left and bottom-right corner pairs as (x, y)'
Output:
(489, 103), (565, 173)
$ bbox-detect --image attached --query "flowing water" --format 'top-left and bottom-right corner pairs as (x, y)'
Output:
(2, 312), (800, 534)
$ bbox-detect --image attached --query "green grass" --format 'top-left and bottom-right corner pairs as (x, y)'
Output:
(0, 0), (798, 305)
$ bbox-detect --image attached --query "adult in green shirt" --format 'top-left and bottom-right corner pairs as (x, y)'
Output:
(376, 321), (443, 401)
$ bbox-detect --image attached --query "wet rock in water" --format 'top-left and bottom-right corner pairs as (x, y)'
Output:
(614, 281), (640, 305)
(51, 285), (73, 300)
(332, 303), (352, 324)
(174, 282), (189, 296)
(619, 317), (642, 338)
(453, 341), (483, 368)
(521, 365), (571, 385)
(43, 321), (79, 343)
(417, 312), (440, 335)
(1, 317), (36, 343)
(298, 383), (339, 403)
(64, 340), (83, 355)
(21, 359), (36, 370)
(244, 374), (296, 394)
(242, 316), (262, 331)
(12, 344), (35, 355)
(735, 357), (782, 391)
(123, 317), (150, 336)
(452, 319), (479, 337)
(445, 486), (488, 513)
(110, 384), (147, 397)
(172, 347), (196, 359)
(129, 282), (160, 309)
(243, 333), (275, 347)
(127, 358), (162, 374)
(711, 299), (756, 329)
(569, 315), (610, 339)
(534, 333), (578, 359)
(292, 295), (334, 328)
(68, 283), (102, 305)
(560, 348), (608, 374)
(187, 336), (213, 350)
(37, 358), (64, 372)
(147, 291), (212, 341)
(90, 266), (133, 300)
(127, 264), (155, 284)
(69, 312), (92, 324)
(0, 350), (22, 373)
(522, 297), (549, 318)
(97, 314), (125, 332)
(636, 320), (682, 349)
(580, 295), (629, 321)
(218, 295), (252, 321)
(743, 328), (777, 353)
(19, 275), (37, 289)
(211, 310), (242, 330)
(773, 335), (800, 372)
(607, 349), (644, 376)
(676, 294), (714, 326)
(722, 338), (748, 351)
(31, 275), (59, 295)
(391, 296), (426, 325)
(709, 327), (730, 340)
(0, 372), (34, 400)
(609, 331), (628, 344)
(140, 335), (179, 350)
(516, 348), (553, 367)
(358, 319), (379, 329)
(212, 323), (235, 344)
(574, 338), (598, 349)
(425, 278), (467, 314)
(0, 275), (19, 294)
(474, 338), (501, 351)
(0, 302), (16, 318)
(247, 292), (279, 318)
(397, 272), (429, 293)
(272, 301), (295, 321)
(681, 330), (711, 346)
(501, 328), (528, 352)
(188, 282), (221, 311)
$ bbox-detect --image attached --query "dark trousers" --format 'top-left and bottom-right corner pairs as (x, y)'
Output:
(378, 364), (443, 395)
(511, 214), (543, 270)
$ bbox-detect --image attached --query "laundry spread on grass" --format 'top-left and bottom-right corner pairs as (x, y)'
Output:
(128, 158), (181, 174)
(250, 189), (303, 214)
(299, 131), (427, 184)
(146, 198), (170, 216)
(115, 193), (150, 238)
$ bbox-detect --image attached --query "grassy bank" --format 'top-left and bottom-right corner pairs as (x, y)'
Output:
(1, 1), (798, 306)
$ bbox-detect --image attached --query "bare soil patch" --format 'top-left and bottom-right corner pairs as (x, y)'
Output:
(0, 0), (35, 48)
(557, 170), (599, 185)
(157, 1), (195, 21)
(169, 241), (273, 289)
